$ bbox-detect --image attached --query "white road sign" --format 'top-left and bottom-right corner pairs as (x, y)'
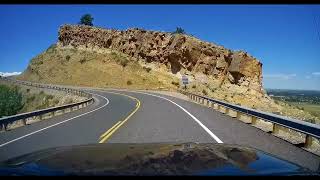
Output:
(182, 75), (189, 85)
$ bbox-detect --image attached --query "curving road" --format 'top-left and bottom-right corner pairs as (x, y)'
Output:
(0, 88), (319, 171)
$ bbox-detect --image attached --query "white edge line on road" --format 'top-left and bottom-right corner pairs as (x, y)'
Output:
(104, 89), (223, 144)
(0, 92), (110, 148)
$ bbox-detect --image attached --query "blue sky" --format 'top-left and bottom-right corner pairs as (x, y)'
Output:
(0, 5), (319, 90)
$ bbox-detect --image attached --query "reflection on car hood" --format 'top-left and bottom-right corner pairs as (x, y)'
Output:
(0, 143), (317, 175)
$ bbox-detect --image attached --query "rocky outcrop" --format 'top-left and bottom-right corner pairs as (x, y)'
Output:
(58, 24), (263, 93)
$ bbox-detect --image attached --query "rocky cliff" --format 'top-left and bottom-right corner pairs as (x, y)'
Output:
(18, 24), (319, 125)
(58, 24), (263, 94)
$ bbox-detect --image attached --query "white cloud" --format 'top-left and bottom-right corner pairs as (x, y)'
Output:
(0, 72), (21, 77)
(264, 73), (297, 80)
(305, 75), (312, 79)
(312, 72), (320, 76)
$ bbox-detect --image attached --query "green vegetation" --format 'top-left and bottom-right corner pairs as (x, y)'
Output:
(0, 81), (66, 117)
(66, 55), (71, 61)
(143, 67), (152, 73)
(120, 58), (129, 70)
(109, 52), (130, 70)
(79, 14), (94, 26)
(172, 27), (186, 34)
(288, 102), (320, 119)
(192, 84), (196, 89)
(46, 44), (57, 54)
(0, 85), (24, 118)
(127, 80), (132, 85)
(267, 89), (320, 121)
(79, 58), (87, 64)
(267, 89), (320, 105)
(202, 89), (208, 96)
(171, 81), (180, 87)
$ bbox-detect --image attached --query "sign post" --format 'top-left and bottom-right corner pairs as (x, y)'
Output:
(181, 75), (189, 90)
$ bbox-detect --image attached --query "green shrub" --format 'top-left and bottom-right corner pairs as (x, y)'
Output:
(143, 67), (152, 73)
(120, 59), (129, 69)
(53, 99), (60, 105)
(202, 89), (208, 96)
(79, 14), (94, 26)
(66, 98), (73, 104)
(0, 85), (24, 117)
(171, 81), (179, 87)
(26, 95), (36, 103)
(172, 27), (186, 34)
(46, 94), (54, 100)
(192, 84), (196, 89)
(127, 80), (133, 85)
(46, 44), (57, 53)
(79, 58), (87, 64)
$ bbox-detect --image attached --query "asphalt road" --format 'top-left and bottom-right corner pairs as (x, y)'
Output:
(0, 88), (319, 171)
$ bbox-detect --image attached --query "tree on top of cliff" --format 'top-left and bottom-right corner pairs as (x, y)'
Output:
(172, 27), (186, 34)
(79, 14), (94, 26)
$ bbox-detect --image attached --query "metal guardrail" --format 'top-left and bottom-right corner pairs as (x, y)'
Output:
(0, 77), (94, 131)
(182, 91), (320, 150)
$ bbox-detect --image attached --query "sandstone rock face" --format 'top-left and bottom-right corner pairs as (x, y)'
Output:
(58, 24), (263, 93)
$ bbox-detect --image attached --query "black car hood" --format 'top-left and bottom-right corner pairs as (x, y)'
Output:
(0, 143), (317, 176)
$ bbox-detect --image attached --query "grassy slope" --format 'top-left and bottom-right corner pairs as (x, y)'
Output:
(17, 44), (320, 124)
(0, 81), (63, 116)
(18, 45), (180, 90)
(286, 102), (320, 120)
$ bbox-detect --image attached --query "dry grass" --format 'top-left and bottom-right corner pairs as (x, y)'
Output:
(18, 45), (179, 91)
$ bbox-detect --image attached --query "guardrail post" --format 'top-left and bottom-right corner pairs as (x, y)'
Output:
(226, 109), (237, 118)
(304, 135), (314, 148)
(212, 103), (217, 110)
(237, 113), (253, 124)
(225, 108), (229, 114)
(272, 124), (280, 134)
(251, 116), (257, 125)
(218, 106), (227, 114)
(236, 111), (241, 119)
(22, 118), (27, 126)
(3, 123), (8, 131)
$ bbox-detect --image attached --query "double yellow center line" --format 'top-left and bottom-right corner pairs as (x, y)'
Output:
(99, 91), (141, 143)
